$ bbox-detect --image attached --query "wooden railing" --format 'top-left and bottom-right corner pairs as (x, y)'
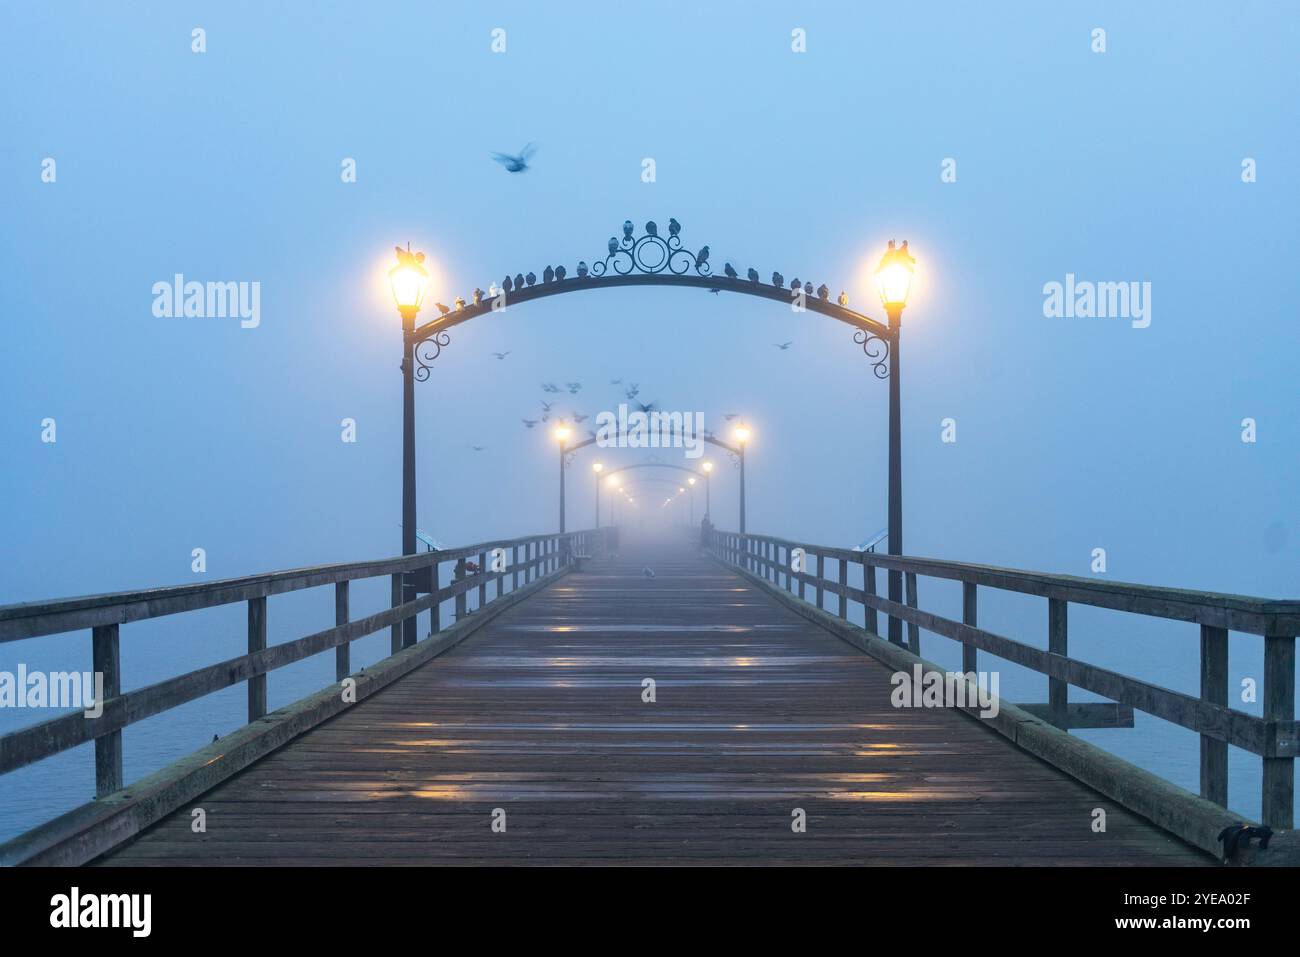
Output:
(0, 527), (614, 804)
(704, 527), (1300, 829)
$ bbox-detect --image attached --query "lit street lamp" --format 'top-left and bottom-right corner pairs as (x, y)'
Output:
(553, 422), (572, 534)
(874, 239), (915, 644)
(702, 460), (713, 522)
(391, 244), (429, 650)
(592, 462), (604, 527)
(733, 423), (751, 535)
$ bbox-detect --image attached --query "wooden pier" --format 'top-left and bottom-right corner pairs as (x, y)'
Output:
(95, 543), (1205, 866)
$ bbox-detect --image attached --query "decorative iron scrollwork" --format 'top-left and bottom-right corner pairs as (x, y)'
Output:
(853, 329), (891, 380)
(413, 330), (451, 381)
(591, 219), (711, 278)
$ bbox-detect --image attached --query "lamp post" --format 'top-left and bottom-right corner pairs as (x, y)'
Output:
(733, 423), (751, 535)
(702, 460), (713, 522)
(687, 476), (696, 525)
(592, 462), (604, 528)
(875, 239), (915, 645)
(390, 244), (429, 650)
(553, 422), (571, 534)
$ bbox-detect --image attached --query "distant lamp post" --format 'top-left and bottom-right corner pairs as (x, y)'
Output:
(392, 243), (430, 650)
(553, 422), (572, 533)
(701, 461), (713, 521)
(733, 423), (751, 534)
(592, 462), (604, 527)
(874, 239), (915, 644)
(687, 476), (696, 525)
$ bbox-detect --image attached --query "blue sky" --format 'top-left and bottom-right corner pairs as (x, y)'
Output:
(0, 1), (1296, 829)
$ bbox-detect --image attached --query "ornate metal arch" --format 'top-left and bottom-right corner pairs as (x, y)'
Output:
(408, 219), (892, 380)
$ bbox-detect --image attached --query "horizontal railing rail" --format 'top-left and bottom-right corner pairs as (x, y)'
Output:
(0, 527), (615, 799)
(703, 527), (1298, 830)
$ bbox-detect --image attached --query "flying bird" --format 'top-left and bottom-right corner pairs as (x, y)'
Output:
(490, 144), (537, 172)
(471, 445), (486, 451)
(493, 351), (511, 360)
(774, 341), (792, 350)
(521, 419), (538, 429)
(723, 413), (739, 421)
(542, 383), (560, 393)
(609, 378), (622, 385)
(566, 382), (582, 394)
(573, 413), (589, 423)
(635, 400), (658, 414)
(540, 400), (554, 413)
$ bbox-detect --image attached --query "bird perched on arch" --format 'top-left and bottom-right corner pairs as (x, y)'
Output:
(724, 263), (738, 279)
(817, 284), (829, 300)
(645, 221), (658, 237)
(502, 276), (513, 292)
(577, 261), (589, 278)
(543, 265), (554, 283)
(490, 144), (536, 173)
(525, 272), (536, 286)
(668, 218), (681, 237)
(746, 267), (760, 283)
(623, 220), (635, 240)
(697, 245), (710, 265)
(514, 273), (525, 289)
(772, 271), (784, 288)
(434, 302), (451, 316)
(555, 265), (566, 280)
(838, 291), (849, 306)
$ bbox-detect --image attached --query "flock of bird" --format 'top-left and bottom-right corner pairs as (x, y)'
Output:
(473, 144), (792, 454)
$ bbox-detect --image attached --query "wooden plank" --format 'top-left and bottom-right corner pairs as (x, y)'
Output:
(247, 598), (267, 723)
(1199, 625), (1228, 807)
(905, 571), (920, 655)
(962, 582), (977, 676)
(1262, 635), (1295, 828)
(1048, 598), (1068, 730)
(91, 624), (122, 797)
(334, 581), (350, 681)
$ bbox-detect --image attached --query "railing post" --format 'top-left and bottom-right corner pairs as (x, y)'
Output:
(815, 553), (824, 610)
(1048, 598), (1068, 730)
(512, 544), (520, 591)
(478, 551), (488, 610)
(390, 573), (402, 654)
(91, 623), (122, 797)
(334, 581), (350, 681)
(905, 571), (919, 655)
(430, 558), (440, 635)
(838, 558), (847, 619)
(865, 560), (879, 637)
(1262, 634), (1295, 829)
(962, 582), (978, 676)
(247, 597), (267, 723)
(454, 558), (467, 620)
(1197, 624), (1228, 807)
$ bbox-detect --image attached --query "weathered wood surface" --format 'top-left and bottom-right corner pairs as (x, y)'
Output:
(97, 542), (1208, 866)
